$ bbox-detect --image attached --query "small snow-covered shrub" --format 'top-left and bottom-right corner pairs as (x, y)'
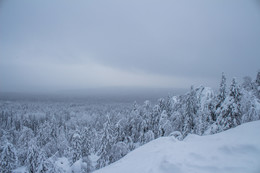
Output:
(169, 131), (183, 141)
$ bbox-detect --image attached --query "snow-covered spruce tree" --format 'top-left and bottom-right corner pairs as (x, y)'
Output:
(151, 105), (161, 138)
(132, 101), (138, 112)
(36, 149), (48, 173)
(43, 158), (64, 173)
(143, 130), (155, 143)
(171, 111), (185, 133)
(81, 127), (91, 157)
(37, 121), (52, 147)
(115, 118), (135, 152)
(110, 142), (129, 164)
(242, 76), (255, 91)
(42, 119), (60, 159)
(71, 130), (82, 163)
(81, 156), (94, 173)
(17, 126), (34, 165)
(129, 107), (143, 143)
(26, 140), (40, 173)
(159, 110), (172, 137)
(194, 87), (215, 135)
(0, 131), (8, 154)
(139, 116), (149, 145)
(256, 70), (260, 85)
(56, 127), (69, 157)
(80, 127), (94, 173)
(158, 98), (166, 114)
(115, 119), (126, 143)
(242, 101), (259, 123)
(255, 70), (260, 98)
(140, 100), (152, 129)
(216, 72), (227, 111)
(195, 107), (212, 136)
(182, 86), (198, 137)
(115, 117), (134, 151)
(96, 115), (115, 169)
(240, 86), (260, 123)
(217, 78), (242, 131)
(143, 100), (152, 116)
(170, 95), (185, 133)
(165, 95), (173, 117)
(0, 141), (18, 172)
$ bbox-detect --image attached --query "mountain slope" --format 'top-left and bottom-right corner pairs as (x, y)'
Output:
(94, 121), (260, 173)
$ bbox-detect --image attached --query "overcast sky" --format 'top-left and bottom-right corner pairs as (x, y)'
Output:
(1, 0), (260, 93)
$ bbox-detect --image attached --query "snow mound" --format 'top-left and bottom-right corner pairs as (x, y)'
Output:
(94, 121), (260, 173)
(55, 157), (71, 173)
(13, 166), (27, 173)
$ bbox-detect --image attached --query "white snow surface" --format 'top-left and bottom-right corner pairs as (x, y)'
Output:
(94, 121), (260, 173)
(13, 166), (27, 173)
(56, 157), (71, 173)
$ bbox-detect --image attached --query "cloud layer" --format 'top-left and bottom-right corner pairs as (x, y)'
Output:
(1, 0), (260, 92)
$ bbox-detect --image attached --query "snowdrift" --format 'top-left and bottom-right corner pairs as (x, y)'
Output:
(94, 121), (260, 173)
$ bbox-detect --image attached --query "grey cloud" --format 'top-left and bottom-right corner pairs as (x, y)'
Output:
(1, 0), (260, 92)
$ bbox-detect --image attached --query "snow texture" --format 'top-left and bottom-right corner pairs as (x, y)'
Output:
(94, 121), (260, 173)
(55, 157), (71, 173)
(13, 166), (27, 173)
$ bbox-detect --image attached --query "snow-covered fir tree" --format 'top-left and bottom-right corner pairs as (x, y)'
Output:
(165, 95), (173, 117)
(81, 127), (91, 157)
(115, 119), (126, 143)
(143, 130), (155, 144)
(71, 130), (82, 163)
(26, 140), (40, 173)
(217, 78), (242, 131)
(17, 126), (34, 165)
(110, 142), (129, 164)
(159, 110), (172, 137)
(0, 141), (18, 172)
(216, 72), (227, 109)
(96, 115), (115, 169)
(36, 149), (48, 173)
(241, 80), (260, 123)
(151, 105), (161, 138)
(183, 86), (198, 136)
(81, 156), (94, 173)
(242, 76), (255, 91)
(56, 127), (69, 157)
(139, 116), (149, 144)
(255, 70), (260, 98)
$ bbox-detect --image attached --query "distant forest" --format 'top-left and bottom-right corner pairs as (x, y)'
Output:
(1, 71), (260, 173)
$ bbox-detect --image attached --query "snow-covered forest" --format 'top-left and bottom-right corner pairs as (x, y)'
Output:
(1, 71), (260, 173)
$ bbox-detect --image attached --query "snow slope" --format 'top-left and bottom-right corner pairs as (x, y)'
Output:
(94, 121), (260, 173)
